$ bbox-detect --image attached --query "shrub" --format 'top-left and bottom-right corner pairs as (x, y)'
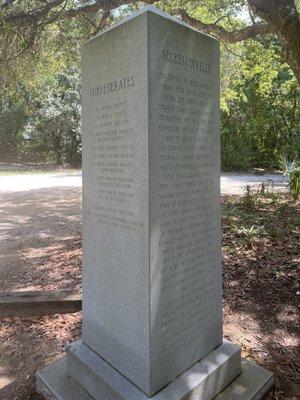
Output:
(281, 157), (300, 200)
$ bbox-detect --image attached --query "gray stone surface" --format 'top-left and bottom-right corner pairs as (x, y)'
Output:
(81, 8), (150, 395)
(36, 356), (273, 400)
(67, 340), (240, 400)
(148, 10), (221, 393)
(36, 6), (274, 400)
(36, 358), (93, 400)
(81, 6), (222, 396)
(214, 359), (274, 400)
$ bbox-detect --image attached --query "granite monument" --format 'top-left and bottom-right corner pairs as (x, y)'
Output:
(36, 6), (274, 400)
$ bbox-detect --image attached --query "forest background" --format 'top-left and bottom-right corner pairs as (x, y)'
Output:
(0, 0), (299, 171)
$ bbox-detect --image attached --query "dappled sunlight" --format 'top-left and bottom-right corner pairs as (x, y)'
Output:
(20, 244), (65, 259)
(0, 340), (18, 396)
(0, 312), (82, 399)
(0, 375), (14, 390)
(222, 194), (299, 397)
(0, 187), (82, 293)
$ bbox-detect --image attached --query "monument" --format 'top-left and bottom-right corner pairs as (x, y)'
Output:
(36, 6), (274, 400)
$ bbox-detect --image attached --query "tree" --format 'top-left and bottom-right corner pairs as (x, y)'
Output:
(0, 0), (299, 83)
(0, 95), (26, 161)
(0, 1), (298, 168)
(178, 0), (300, 85)
(24, 68), (81, 164)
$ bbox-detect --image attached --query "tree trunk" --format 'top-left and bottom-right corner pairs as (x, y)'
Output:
(249, 0), (300, 84)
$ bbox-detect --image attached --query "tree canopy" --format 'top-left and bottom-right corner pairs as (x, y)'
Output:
(0, 1), (299, 168)
(1, 0), (299, 81)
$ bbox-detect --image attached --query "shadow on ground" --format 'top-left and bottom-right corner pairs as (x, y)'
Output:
(222, 195), (299, 399)
(0, 187), (82, 400)
(0, 190), (298, 399)
(0, 187), (82, 293)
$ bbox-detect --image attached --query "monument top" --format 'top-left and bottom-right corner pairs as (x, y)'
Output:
(86, 5), (218, 43)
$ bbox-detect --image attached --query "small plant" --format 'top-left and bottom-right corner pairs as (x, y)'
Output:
(288, 167), (300, 200)
(265, 191), (280, 204)
(281, 157), (300, 200)
(281, 157), (297, 177)
(236, 225), (266, 248)
(241, 184), (257, 211)
(258, 179), (274, 196)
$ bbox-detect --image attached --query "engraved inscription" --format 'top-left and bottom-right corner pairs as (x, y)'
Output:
(153, 66), (220, 357)
(86, 83), (144, 232)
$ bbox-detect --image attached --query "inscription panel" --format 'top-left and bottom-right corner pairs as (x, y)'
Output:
(81, 14), (150, 394)
(86, 97), (144, 232)
(148, 13), (222, 392)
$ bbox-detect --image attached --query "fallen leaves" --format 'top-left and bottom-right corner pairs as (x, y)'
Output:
(222, 194), (299, 399)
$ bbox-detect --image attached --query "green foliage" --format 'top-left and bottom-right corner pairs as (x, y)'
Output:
(23, 68), (81, 164)
(281, 158), (300, 200)
(288, 168), (300, 200)
(241, 184), (258, 211)
(221, 37), (300, 171)
(0, 1), (299, 168)
(0, 95), (27, 161)
(281, 157), (298, 176)
(235, 224), (266, 248)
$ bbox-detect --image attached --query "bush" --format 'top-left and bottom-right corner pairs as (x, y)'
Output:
(23, 69), (81, 164)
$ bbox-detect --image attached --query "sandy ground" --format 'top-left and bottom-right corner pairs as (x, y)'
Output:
(0, 171), (286, 195)
(0, 187), (82, 293)
(220, 173), (286, 195)
(0, 172), (82, 193)
(0, 184), (82, 399)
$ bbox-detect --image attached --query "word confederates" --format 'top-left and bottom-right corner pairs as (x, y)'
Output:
(162, 49), (211, 74)
(89, 48), (210, 97)
(90, 75), (135, 97)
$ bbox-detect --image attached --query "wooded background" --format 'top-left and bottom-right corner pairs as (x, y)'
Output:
(0, 0), (299, 170)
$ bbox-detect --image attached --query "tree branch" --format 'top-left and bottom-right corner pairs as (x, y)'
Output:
(1, 0), (299, 83)
(0, 0), (17, 9)
(247, 0), (300, 84)
(4, 0), (66, 23)
(61, 0), (105, 20)
(3, 0), (157, 23)
(179, 9), (276, 43)
(92, 9), (111, 36)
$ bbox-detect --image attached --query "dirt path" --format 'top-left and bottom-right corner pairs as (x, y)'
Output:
(0, 172), (81, 193)
(221, 173), (286, 194)
(0, 187), (82, 293)
(0, 171), (285, 195)
(0, 186), (82, 400)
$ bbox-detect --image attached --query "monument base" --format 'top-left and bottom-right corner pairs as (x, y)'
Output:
(36, 341), (274, 400)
